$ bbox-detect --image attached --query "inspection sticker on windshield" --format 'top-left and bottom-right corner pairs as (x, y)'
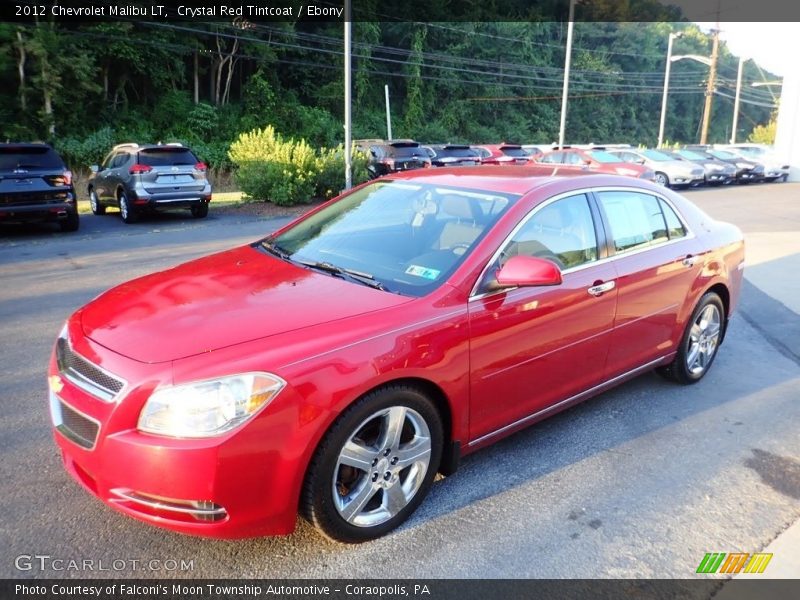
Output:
(405, 265), (441, 280)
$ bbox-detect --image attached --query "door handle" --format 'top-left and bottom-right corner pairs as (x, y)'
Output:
(681, 255), (698, 267)
(587, 280), (615, 297)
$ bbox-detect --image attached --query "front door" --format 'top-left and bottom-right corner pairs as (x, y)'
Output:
(468, 193), (618, 442)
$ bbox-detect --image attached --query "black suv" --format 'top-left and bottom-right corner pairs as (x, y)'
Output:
(365, 140), (431, 179)
(88, 143), (212, 223)
(0, 144), (78, 232)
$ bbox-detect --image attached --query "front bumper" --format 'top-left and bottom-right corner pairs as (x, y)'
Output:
(47, 331), (307, 539)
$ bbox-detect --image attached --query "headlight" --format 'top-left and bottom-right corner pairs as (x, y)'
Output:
(138, 372), (286, 438)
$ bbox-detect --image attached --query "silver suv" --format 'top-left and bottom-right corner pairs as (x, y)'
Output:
(88, 143), (212, 223)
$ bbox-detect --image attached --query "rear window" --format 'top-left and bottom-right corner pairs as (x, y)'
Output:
(500, 147), (528, 157)
(0, 146), (64, 170)
(388, 145), (425, 158)
(436, 147), (479, 158)
(138, 148), (198, 166)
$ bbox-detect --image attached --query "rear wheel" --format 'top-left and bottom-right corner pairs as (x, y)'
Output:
(302, 385), (443, 543)
(191, 203), (209, 219)
(59, 210), (80, 232)
(118, 191), (138, 224)
(657, 292), (725, 384)
(89, 188), (105, 215)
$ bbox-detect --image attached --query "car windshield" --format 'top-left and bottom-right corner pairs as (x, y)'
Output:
(586, 150), (621, 163)
(0, 146), (64, 170)
(677, 150), (707, 161)
(139, 148), (199, 166)
(734, 147), (765, 157)
(268, 181), (517, 297)
(642, 150), (672, 162)
(708, 150), (738, 160)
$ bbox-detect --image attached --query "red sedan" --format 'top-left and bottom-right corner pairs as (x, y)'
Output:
(48, 166), (744, 543)
(538, 147), (656, 181)
(473, 144), (533, 166)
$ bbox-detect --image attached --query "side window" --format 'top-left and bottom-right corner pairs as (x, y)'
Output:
(112, 153), (130, 168)
(660, 199), (687, 239)
(565, 152), (584, 166)
(101, 152), (118, 169)
(542, 152), (563, 164)
(597, 191), (668, 253)
(500, 194), (598, 271)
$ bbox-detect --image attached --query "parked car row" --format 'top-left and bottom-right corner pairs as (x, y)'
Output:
(358, 139), (790, 190)
(0, 141), (213, 232)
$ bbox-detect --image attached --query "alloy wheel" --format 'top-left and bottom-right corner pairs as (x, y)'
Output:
(686, 304), (721, 376)
(332, 406), (432, 528)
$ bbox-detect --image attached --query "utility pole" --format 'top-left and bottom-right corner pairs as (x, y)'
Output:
(658, 32), (682, 148)
(730, 56), (745, 144)
(343, 0), (352, 190)
(384, 84), (393, 140)
(699, 28), (719, 145)
(558, 0), (575, 148)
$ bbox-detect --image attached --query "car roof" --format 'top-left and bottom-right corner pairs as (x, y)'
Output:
(383, 165), (649, 195)
(0, 142), (53, 150)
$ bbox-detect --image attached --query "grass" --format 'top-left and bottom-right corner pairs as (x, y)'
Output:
(77, 191), (245, 215)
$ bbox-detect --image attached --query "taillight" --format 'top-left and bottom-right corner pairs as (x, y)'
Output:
(129, 164), (152, 174)
(194, 162), (207, 172)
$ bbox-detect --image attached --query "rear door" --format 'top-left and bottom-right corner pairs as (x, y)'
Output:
(595, 189), (702, 376)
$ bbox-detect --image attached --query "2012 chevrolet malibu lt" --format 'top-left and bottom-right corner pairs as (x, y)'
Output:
(48, 166), (744, 543)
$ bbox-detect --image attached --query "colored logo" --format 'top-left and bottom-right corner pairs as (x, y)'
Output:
(696, 552), (773, 574)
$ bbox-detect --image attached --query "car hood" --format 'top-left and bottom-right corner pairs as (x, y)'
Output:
(80, 245), (412, 363)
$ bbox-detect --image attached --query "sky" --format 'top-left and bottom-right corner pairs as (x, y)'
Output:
(696, 22), (800, 77)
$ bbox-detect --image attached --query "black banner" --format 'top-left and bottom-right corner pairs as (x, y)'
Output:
(4, 579), (800, 600)
(4, 0), (800, 23)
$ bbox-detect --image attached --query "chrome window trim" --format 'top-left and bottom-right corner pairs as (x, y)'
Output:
(468, 185), (695, 302)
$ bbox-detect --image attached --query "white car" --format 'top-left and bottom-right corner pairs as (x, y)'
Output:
(719, 144), (789, 182)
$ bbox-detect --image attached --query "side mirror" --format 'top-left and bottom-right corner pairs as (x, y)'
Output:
(637, 158), (646, 165)
(495, 255), (563, 288)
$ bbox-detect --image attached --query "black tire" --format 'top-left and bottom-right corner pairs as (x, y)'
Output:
(301, 385), (443, 543)
(654, 172), (669, 187)
(657, 291), (725, 385)
(118, 191), (138, 224)
(191, 203), (209, 218)
(59, 210), (80, 232)
(89, 188), (105, 215)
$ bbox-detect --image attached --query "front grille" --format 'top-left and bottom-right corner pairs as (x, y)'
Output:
(56, 400), (99, 449)
(56, 338), (124, 401)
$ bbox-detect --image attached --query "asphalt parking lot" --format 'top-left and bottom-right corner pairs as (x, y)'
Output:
(1, 185), (799, 579)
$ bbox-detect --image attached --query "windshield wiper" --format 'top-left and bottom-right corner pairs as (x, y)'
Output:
(259, 239), (292, 261)
(295, 259), (388, 291)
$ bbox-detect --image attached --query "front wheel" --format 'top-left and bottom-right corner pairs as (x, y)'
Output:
(657, 292), (725, 384)
(89, 189), (105, 215)
(119, 191), (138, 224)
(654, 172), (669, 187)
(302, 385), (443, 543)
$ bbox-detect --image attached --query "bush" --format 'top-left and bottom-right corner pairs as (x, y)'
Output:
(229, 127), (371, 205)
(55, 127), (115, 171)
